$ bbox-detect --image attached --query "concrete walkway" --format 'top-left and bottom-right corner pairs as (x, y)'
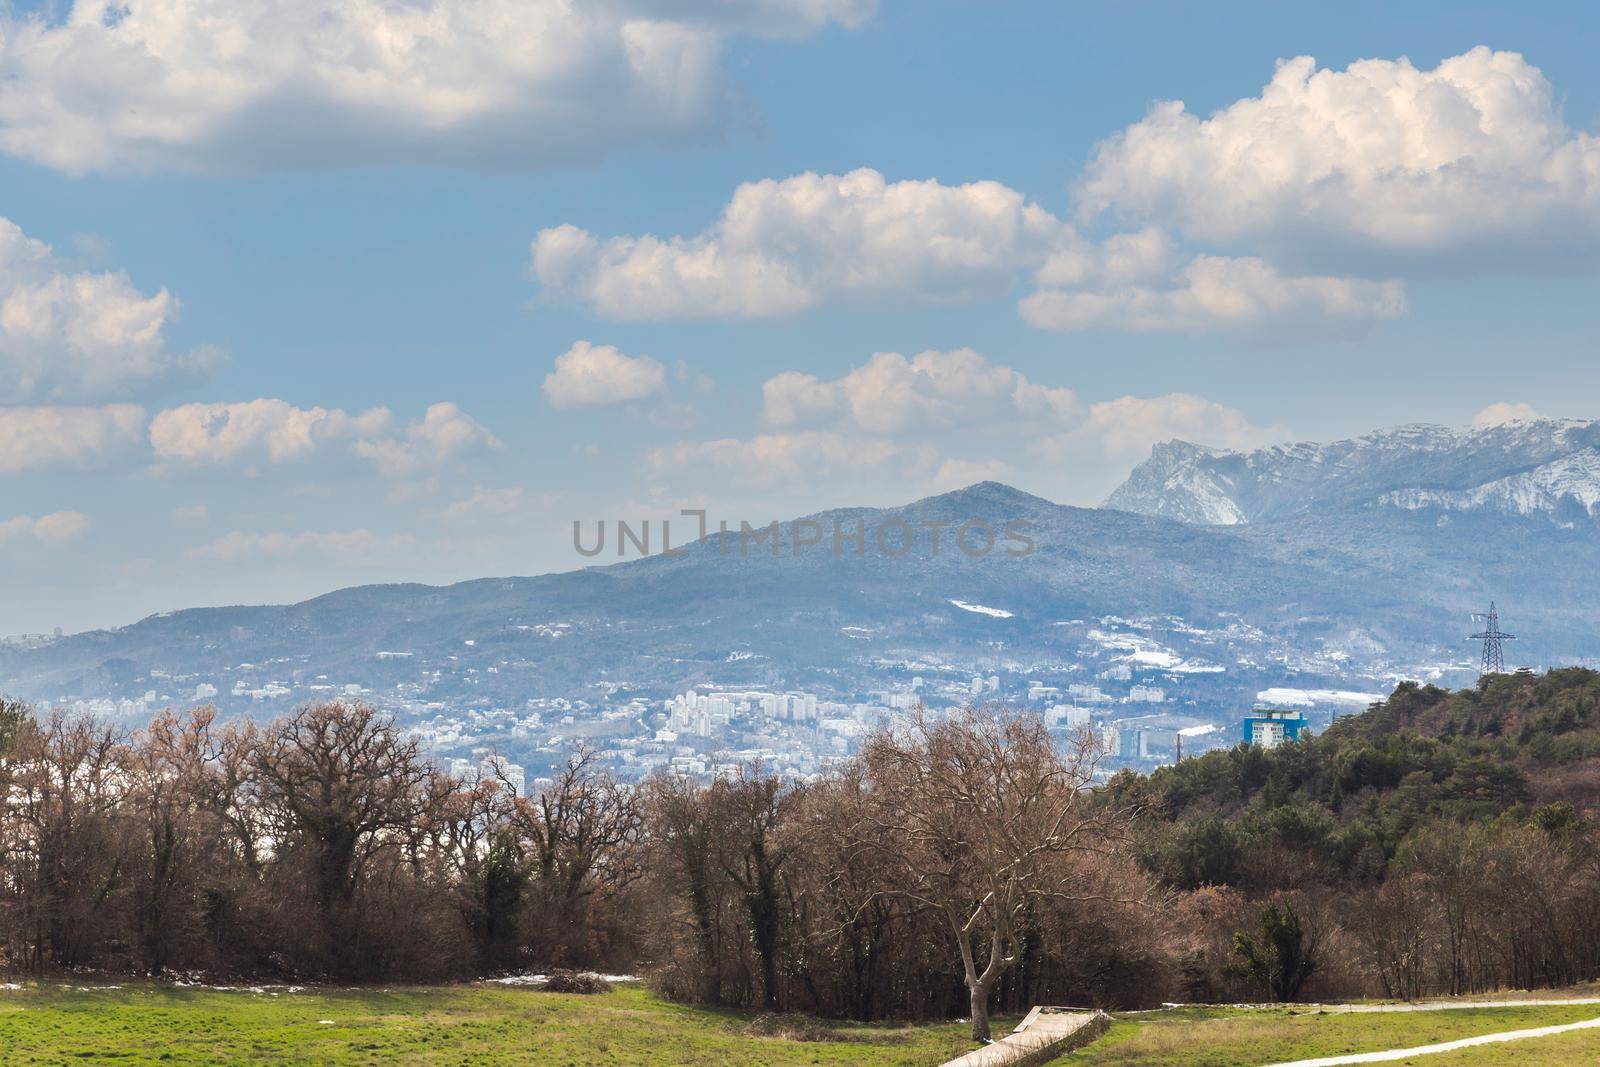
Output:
(941, 995), (1600, 1066)
(1274, 996), (1600, 1015)
(1126, 996), (1600, 1015)
(1264, 1012), (1600, 1065)
(939, 1007), (1109, 1067)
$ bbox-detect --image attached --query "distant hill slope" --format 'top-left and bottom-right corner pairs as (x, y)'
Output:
(1117, 668), (1600, 890)
(3, 478), (1599, 714)
(1106, 419), (1600, 525)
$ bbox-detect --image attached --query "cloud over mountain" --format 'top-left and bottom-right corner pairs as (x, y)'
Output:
(762, 348), (1079, 433)
(650, 348), (1283, 501)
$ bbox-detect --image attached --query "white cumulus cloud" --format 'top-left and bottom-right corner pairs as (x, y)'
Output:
(543, 341), (668, 408)
(0, 510), (90, 545)
(148, 398), (392, 466)
(1474, 401), (1542, 427)
(532, 168), (1069, 319)
(532, 168), (1408, 336)
(1055, 393), (1289, 463)
(1021, 255), (1406, 338)
(1079, 46), (1600, 272)
(148, 398), (498, 480)
(0, 0), (873, 175)
(0, 217), (216, 399)
(0, 404), (146, 473)
(353, 402), (500, 476)
(762, 348), (1079, 433)
(149, 397), (497, 477)
(655, 349), (1284, 503)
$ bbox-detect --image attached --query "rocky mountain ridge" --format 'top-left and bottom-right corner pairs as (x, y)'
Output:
(1105, 419), (1600, 525)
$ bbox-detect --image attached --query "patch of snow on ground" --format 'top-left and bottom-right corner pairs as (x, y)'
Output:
(949, 600), (1014, 618)
(1086, 629), (1222, 673)
(491, 973), (640, 986)
(169, 978), (306, 994)
(1257, 688), (1384, 707)
(1127, 649), (1181, 668)
(1177, 724), (1220, 737)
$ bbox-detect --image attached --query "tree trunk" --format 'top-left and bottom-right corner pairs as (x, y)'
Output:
(969, 981), (993, 1042)
(689, 881), (721, 1005)
(746, 856), (781, 1011)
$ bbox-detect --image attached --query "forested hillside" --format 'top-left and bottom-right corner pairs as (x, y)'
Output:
(1111, 668), (1600, 999)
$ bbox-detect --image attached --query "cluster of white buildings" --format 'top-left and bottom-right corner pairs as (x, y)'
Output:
(666, 689), (823, 736)
(1044, 704), (1093, 730)
(445, 752), (532, 797)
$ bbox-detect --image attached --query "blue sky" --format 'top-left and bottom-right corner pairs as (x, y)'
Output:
(1, 0), (1598, 633)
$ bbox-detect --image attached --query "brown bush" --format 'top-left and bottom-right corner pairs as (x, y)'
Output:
(542, 969), (612, 994)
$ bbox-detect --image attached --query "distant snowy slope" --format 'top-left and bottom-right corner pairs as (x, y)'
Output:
(1101, 441), (1246, 525)
(1105, 419), (1600, 524)
(1379, 448), (1600, 520)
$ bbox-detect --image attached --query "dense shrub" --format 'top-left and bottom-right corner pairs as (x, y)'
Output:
(542, 969), (612, 994)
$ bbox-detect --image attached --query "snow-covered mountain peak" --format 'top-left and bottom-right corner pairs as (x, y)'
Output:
(1105, 418), (1600, 524)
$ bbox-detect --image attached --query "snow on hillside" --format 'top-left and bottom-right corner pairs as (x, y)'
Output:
(949, 599), (1014, 618)
(1257, 687), (1386, 707)
(1106, 418), (1600, 525)
(1379, 448), (1600, 519)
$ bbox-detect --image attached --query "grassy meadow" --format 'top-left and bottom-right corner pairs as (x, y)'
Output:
(3, 979), (1600, 1065)
(0, 980), (986, 1065)
(1059, 1003), (1600, 1066)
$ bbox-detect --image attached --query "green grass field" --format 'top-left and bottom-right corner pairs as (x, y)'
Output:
(3, 980), (1600, 1065)
(0, 980), (987, 1065)
(1059, 1003), (1600, 1065)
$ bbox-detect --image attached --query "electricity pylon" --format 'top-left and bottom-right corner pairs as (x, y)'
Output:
(1470, 602), (1515, 676)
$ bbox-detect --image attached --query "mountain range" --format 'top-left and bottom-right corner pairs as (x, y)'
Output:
(2, 419), (1597, 718)
(1106, 419), (1600, 525)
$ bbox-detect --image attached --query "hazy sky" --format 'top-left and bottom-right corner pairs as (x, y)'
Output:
(2, 0), (1598, 633)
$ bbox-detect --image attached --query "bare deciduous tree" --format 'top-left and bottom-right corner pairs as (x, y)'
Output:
(3, 710), (126, 971)
(251, 701), (435, 972)
(642, 770), (729, 1003)
(854, 708), (1144, 1041)
(516, 746), (643, 965)
(709, 768), (801, 1012)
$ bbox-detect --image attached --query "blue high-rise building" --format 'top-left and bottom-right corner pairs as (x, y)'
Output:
(1242, 709), (1309, 749)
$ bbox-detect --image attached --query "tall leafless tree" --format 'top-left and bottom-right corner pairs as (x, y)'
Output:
(251, 701), (435, 972)
(853, 708), (1144, 1041)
